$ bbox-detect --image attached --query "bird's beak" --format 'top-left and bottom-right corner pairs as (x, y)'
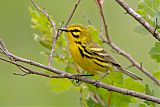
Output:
(58, 28), (69, 32)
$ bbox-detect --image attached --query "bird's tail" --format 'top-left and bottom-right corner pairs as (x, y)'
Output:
(115, 67), (143, 80)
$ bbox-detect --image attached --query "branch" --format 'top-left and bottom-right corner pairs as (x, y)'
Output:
(96, 0), (160, 86)
(0, 39), (160, 104)
(115, 0), (160, 41)
(80, 9), (92, 25)
(0, 57), (65, 78)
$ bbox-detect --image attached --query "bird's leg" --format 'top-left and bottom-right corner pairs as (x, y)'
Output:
(72, 74), (94, 83)
(99, 71), (110, 81)
(94, 70), (110, 87)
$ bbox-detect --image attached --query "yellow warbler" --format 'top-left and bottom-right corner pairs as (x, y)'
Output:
(59, 24), (142, 80)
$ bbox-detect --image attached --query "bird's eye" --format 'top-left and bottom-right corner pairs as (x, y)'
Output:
(70, 29), (81, 38)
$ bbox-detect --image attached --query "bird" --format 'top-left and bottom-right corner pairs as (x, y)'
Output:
(59, 24), (142, 81)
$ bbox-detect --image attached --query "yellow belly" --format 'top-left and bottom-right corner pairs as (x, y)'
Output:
(69, 44), (110, 75)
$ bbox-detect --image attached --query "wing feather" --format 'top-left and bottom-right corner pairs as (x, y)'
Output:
(83, 41), (120, 67)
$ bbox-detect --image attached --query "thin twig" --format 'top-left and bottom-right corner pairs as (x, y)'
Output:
(80, 9), (92, 25)
(154, 18), (159, 36)
(96, 0), (160, 86)
(92, 92), (105, 107)
(0, 39), (29, 74)
(96, 0), (111, 43)
(13, 72), (30, 76)
(125, 64), (134, 70)
(115, 0), (160, 41)
(48, 31), (57, 66)
(1, 40), (160, 104)
(48, 25), (62, 66)
(64, 0), (81, 27)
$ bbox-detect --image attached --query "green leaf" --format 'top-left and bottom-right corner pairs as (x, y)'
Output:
(142, 84), (155, 107)
(65, 65), (77, 74)
(122, 78), (145, 92)
(102, 72), (123, 86)
(149, 42), (160, 63)
(30, 7), (54, 49)
(153, 70), (160, 79)
(145, 84), (154, 96)
(109, 92), (134, 107)
(138, 102), (151, 107)
(48, 78), (73, 93)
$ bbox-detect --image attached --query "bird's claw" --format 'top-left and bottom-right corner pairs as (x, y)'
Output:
(71, 74), (81, 83)
(71, 74), (94, 83)
(93, 80), (100, 88)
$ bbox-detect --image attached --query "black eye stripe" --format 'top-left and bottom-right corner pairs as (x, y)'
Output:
(69, 29), (80, 32)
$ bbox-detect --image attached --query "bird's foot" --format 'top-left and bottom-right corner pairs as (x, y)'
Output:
(72, 74), (94, 83)
(93, 80), (101, 88)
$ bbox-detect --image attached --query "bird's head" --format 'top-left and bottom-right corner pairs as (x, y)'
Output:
(59, 24), (91, 43)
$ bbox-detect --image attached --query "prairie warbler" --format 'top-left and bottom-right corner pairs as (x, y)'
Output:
(59, 24), (142, 80)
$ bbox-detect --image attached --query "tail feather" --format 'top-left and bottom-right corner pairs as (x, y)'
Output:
(115, 67), (143, 81)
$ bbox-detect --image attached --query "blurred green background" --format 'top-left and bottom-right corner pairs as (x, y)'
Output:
(0, 0), (158, 107)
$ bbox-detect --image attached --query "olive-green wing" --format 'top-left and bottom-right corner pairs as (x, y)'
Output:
(84, 41), (120, 67)
(84, 41), (142, 80)
(83, 42), (142, 80)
